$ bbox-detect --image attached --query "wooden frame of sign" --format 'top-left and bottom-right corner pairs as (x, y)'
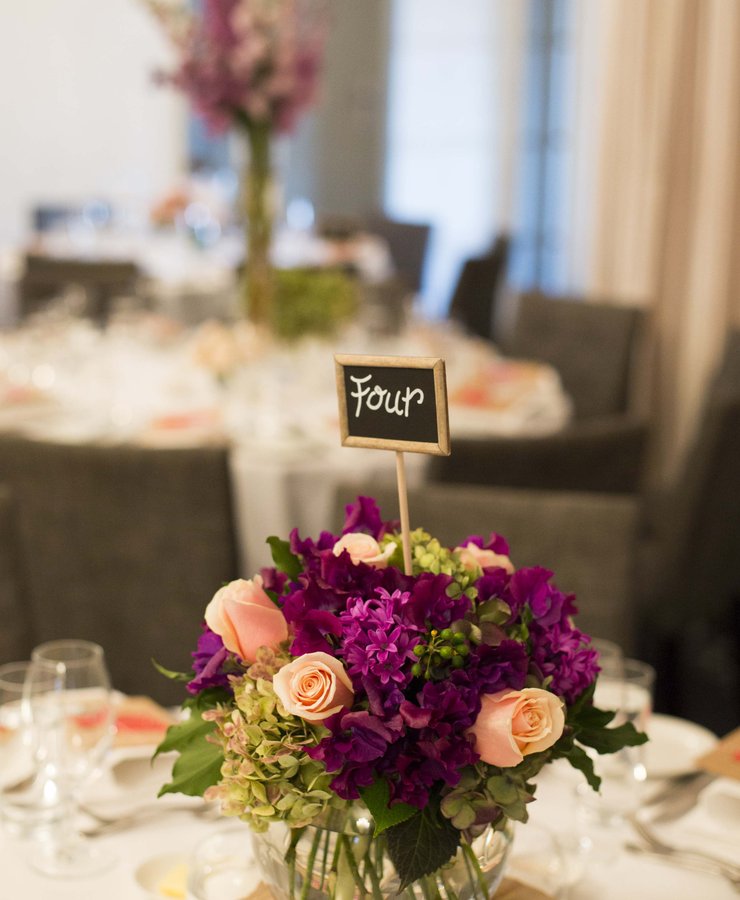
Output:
(334, 354), (451, 456)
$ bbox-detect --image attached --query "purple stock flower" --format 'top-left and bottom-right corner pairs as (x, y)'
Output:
(187, 624), (232, 694)
(530, 620), (599, 702)
(462, 533), (511, 556)
(341, 496), (398, 540)
(150, 0), (329, 136)
(405, 573), (471, 629)
(339, 588), (422, 713)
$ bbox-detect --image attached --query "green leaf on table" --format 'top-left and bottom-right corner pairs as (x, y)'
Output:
(359, 777), (417, 835)
(158, 737), (223, 798)
(266, 536), (303, 580)
(385, 801), (461, 890)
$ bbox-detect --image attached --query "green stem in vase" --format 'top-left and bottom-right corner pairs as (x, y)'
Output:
(362, 848), (383, 900)
(440, 871), (459, 900)
(300, 826), (325, 900)
(339, 834), (367, 897)
(287, 826), (305, 900)
(319, 826), (332, 892)
(460, 841), (488, 900)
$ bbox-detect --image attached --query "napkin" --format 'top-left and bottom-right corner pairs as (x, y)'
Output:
(113, 695), (175, 748)
(695, 726), (740, 781)
(658, 777), (740, 867)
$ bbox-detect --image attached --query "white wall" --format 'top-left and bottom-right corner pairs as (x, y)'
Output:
(0, 0), (187, 245)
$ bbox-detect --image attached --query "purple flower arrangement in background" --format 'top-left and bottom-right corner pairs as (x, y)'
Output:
(146, 0), (328, 134)
(157, 496), (645, 892)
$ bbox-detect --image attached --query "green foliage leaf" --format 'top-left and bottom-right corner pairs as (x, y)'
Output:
(559, 743), (601, 792)
(385, 801), (461, 890)
(266, 536), (303, 581)
(154, 710), (214, 759)
(151, 658), (191, 682)
(154, 688), (228, 797)
(359, 778), (417, 835)
(578, 720), (648, 755)
(158, 737), (223, 798)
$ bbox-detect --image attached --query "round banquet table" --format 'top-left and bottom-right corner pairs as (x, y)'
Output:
(1, 732), (737, 900)
(0, 316), (572, 574)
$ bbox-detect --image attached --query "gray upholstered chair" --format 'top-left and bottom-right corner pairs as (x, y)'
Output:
(0, 485), (34, 664)
(365, 214), (431, 295)
(334, 480), (640, 652)
(19, 255), (141, 321)
(448, 235), (510, 343)
(502, 293), (645, 419)
(636, 373), (740, 734)
(429, 415), (648, 495)
(0, 438), (240, 704)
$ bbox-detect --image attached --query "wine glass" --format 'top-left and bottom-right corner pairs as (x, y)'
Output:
(0, 659), (62, 836)
(26, 639), (115, 877)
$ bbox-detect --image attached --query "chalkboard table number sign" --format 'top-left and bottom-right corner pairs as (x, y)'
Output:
(334, 354), (450, 574)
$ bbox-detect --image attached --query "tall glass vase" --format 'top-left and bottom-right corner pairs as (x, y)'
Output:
(241, 120), (274, 328)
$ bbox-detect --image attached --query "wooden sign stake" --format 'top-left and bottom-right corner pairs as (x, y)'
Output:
(334, 354), (450, 579)
(395, 451), (412, 575)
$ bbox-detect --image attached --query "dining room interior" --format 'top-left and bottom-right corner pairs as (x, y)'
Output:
(0, 1), (739, 898)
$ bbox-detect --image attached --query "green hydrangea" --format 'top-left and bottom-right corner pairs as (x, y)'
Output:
(203, 650), (343, 831)
(383, 528), (477, 595)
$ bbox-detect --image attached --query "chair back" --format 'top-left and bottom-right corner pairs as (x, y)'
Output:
(640, 349), (740, 732)
(448, 235), (510, 342)
(366, 215), (431, 294)
(19, 255), (141, 321)
(504, 293), (645, 419)
(0, 485), (34, 664)
(0, 438), (240, 704)
(429, 415), (648, 495)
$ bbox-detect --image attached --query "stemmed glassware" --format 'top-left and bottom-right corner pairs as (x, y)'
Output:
(25, 639), (115, 877)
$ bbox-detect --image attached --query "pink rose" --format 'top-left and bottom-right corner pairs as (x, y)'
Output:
(467, 688), (565, 767)
(455, 542), (514, 574)
(204, 576), (288, 663)
(272, 652), (354, 722)
(332, 533), (396, 569)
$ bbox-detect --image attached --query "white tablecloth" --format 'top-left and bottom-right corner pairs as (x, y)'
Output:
(1, 746), (737, 899)
(0, 319), (573, 574)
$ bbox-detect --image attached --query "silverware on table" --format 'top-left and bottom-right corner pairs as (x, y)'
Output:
(642, 771), (716, 824)
(79, 800), (220, 836)
(625, 842), (740, 894)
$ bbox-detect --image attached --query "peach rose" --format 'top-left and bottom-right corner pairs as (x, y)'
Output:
(204, 577), (288, 663)
(332, 533), (396, 569)
(467, 688), (565, 767)
(455, 542), (514, 574)
(272, 652), (354, 722)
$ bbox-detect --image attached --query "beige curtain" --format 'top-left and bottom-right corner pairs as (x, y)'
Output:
(581, 0), (740, 481)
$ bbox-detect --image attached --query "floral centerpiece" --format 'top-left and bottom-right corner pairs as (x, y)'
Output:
(156, 497), (645, 899)
(145, 0), (328, 326)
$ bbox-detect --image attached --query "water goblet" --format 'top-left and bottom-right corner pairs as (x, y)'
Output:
(0, 660), (62, 836)
(576, 649), (656, 862)
(26, 639), (115, 877)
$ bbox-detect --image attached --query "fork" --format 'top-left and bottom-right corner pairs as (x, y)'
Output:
(628, 815), (740, 884)
(625, 842), (740, 893)
(79, 800), (220, 836)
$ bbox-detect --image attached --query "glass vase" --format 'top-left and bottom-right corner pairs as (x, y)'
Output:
(251, 806), (514, 900)
(241, 119), (275, 328)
